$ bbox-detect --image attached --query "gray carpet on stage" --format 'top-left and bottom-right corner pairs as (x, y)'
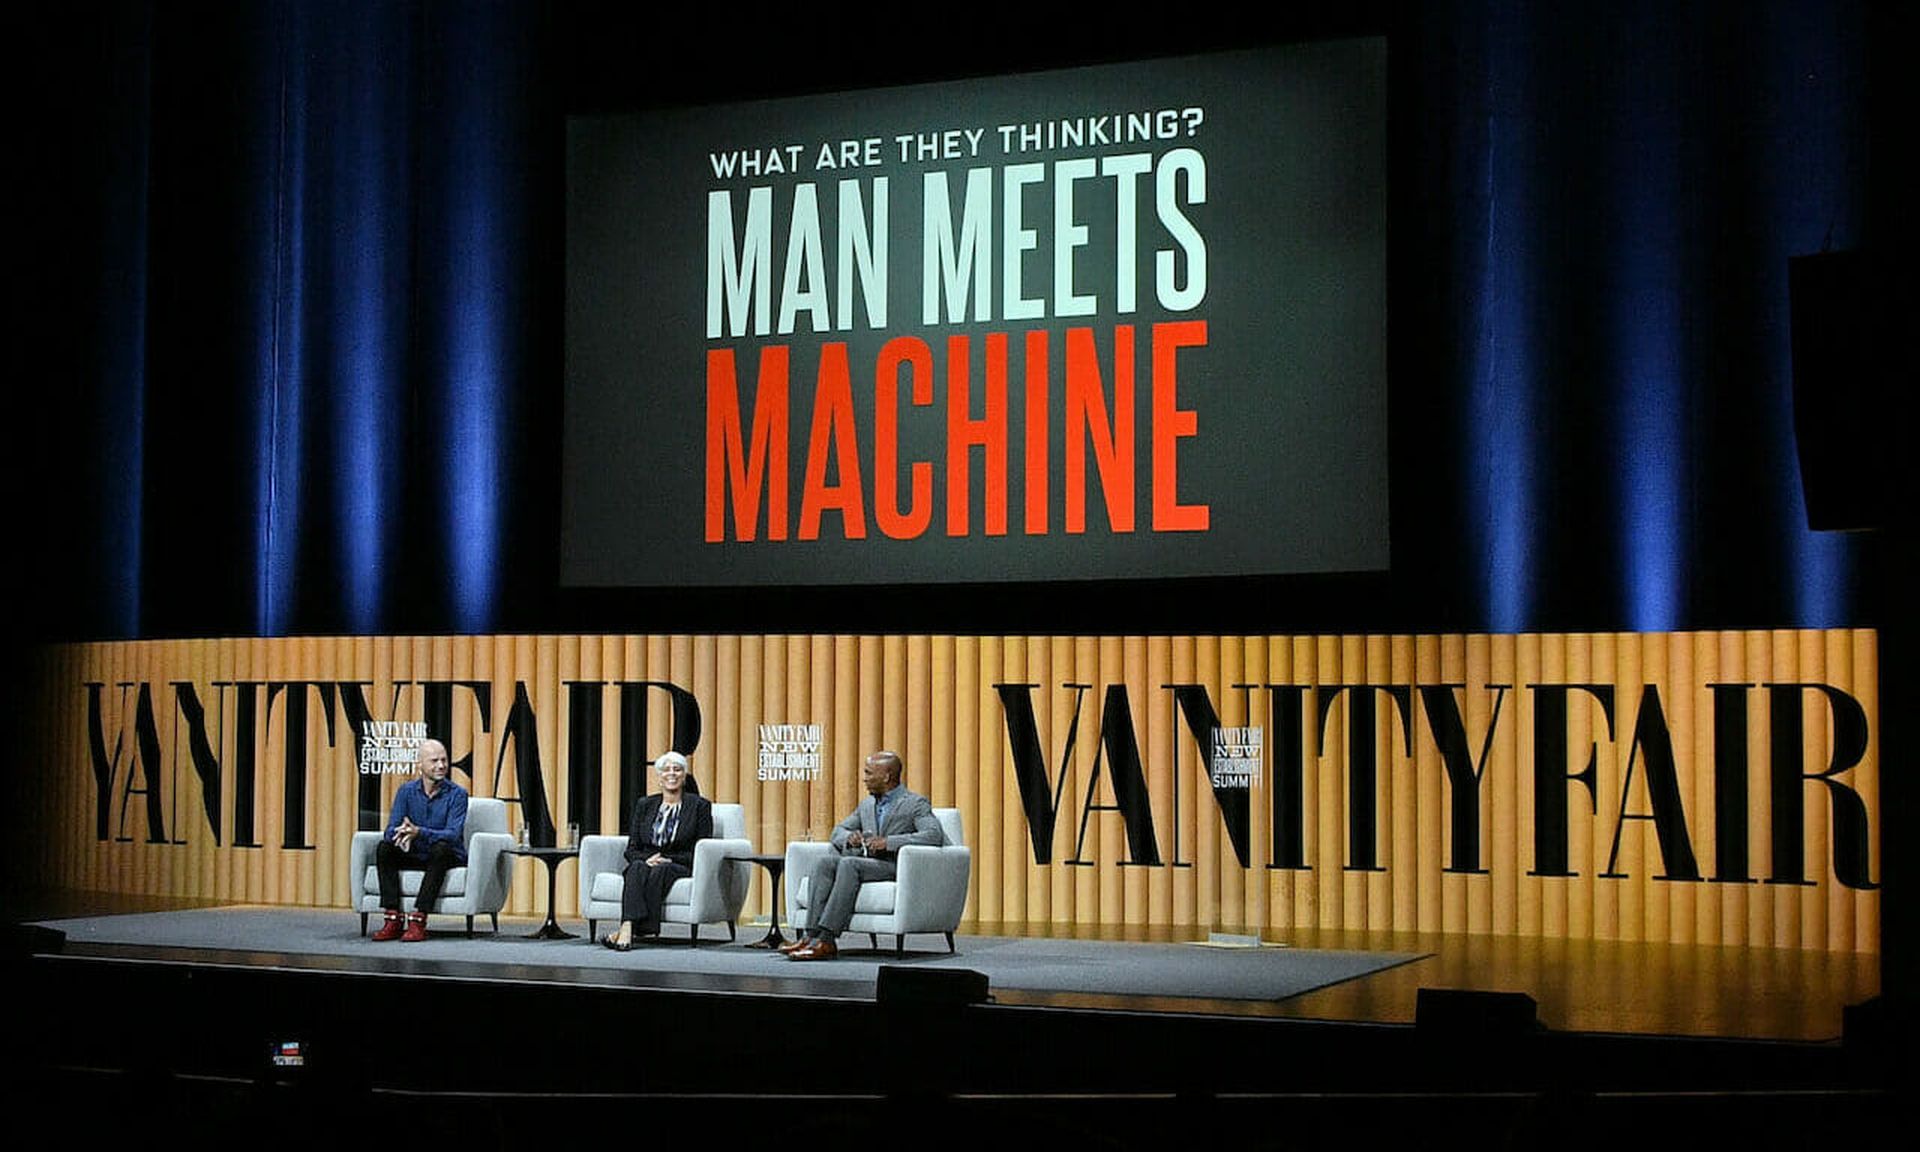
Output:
(32, 907), (1424, 1004)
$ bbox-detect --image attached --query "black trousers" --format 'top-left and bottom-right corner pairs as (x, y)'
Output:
(375, 838), (460, 912)
(620, 856), (690, 932)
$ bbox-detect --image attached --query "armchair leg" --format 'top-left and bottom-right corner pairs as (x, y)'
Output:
(688, 924), (700, 946)
(945, 932), (955, 953)
(588, 919), (597, 940)
(726, 921), (736, 942)
(466, 915), (475, 938)
(869, 933), (879, 950)
(489, 912), (499, 934)
(360, 913), (368, 937)
(896, 936), (905, 957)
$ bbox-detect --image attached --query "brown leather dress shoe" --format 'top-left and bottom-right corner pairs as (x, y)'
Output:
(370, 912), (404, 941)
(777, 936), (812, 955)
(788, 937), (838, 961)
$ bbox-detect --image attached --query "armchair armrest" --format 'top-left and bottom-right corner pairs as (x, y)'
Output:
(687, 837), (755, 922)
(465, 831), (515, 912)
(348, 831), (382, 901)
(891, 843), (973, 934)
(577, 834), (627, 910)
(784, 840), (838, 928)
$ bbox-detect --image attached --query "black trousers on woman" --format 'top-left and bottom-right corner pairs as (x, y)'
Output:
(620, 857), (690, 934)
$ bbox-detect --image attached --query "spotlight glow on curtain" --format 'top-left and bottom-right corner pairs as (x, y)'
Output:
(1467, 4), (1538, 634)
(253, 1), (522, 635)
(261, 6), (304, 637)
(1611, 15), (1686, 633)
(427, 5), (522, 633)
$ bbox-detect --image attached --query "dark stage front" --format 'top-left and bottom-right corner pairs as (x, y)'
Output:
(8, 896), (1892, 1149)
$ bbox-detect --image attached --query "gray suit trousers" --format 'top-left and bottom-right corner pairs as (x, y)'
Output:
(808, 852), (896, 938)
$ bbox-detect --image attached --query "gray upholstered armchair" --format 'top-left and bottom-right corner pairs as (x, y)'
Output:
(576, 802), (754, 943)
(785, 807), (971, 955)
(349, 796), (514, 936)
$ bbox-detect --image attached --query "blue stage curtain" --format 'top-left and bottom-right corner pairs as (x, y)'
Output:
(1395, 0), (1875, 632)
(16, 1), (1881, 640)
(22, 0), (542, 639)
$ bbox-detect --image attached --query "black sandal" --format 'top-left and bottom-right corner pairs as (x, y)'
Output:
(600, 933), (633, 952)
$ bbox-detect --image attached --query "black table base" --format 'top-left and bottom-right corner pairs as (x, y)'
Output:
(735, 854), (789, 948)
(507, 846), (579, 940)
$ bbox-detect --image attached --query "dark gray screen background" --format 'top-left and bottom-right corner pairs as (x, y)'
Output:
(563, 40), (1386, 588)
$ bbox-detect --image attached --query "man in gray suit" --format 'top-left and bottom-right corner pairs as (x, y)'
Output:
(784, 749), (944, 960)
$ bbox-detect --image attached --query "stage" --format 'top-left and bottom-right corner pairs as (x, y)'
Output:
(7, 891), (1892, 1148)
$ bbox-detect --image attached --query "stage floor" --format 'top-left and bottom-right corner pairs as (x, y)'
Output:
(11, 887), (1881, 1041)
(26, 904), (1428, 1013)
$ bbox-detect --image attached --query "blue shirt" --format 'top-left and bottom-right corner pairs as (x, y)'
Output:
(875, 783), (900, 832)
(384, 777), (469, 862)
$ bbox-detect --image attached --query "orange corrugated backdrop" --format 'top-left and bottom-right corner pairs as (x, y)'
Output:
(28, 629), (1879, 952)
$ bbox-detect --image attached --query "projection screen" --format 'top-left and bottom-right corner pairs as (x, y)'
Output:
(564, 38), (1387, 587)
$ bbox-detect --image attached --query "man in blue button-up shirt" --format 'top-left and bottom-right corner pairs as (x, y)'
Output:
(371, 738), (469, 942)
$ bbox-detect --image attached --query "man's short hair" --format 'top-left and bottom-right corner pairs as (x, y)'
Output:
(867, 750), (903, 776)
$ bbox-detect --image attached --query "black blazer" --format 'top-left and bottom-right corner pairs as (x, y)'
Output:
(623, 792), (713, 870)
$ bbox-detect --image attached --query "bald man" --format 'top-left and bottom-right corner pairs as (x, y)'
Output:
(371, 738), (469, 942)
(785, 750), (944, 961)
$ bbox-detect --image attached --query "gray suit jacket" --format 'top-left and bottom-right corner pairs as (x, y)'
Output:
(829, 786), (943, 857)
